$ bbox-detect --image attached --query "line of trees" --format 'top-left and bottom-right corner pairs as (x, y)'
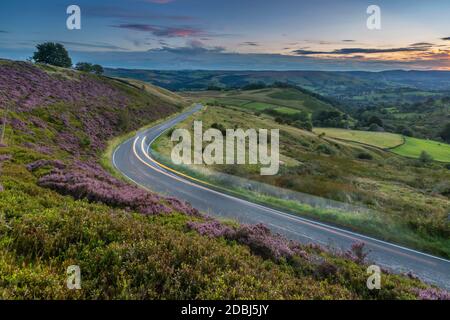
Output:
(31, 42), (103, 75)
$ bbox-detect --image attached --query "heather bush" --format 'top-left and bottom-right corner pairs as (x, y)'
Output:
(1, 62), (181, 159)
(187, 220), (235, 238)
(26, 159), (65, 172)
(232, 223), (295, 261)
(416, 288), (450, 300)
(345, 242), (369, 264)
(0, 61), (127, 112)
(37, 162), (199, 217)
(187, 220), (309, 262)
(185, 217), (442, 300)
(0, 154), (12, 162)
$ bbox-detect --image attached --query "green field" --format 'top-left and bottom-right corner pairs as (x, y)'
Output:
(242, 101), (274, 111)
(314, 128), (450, 162)
(392, 137), (450, 162)
(188, 87), (338, 114)
(313, 128), (404, 149)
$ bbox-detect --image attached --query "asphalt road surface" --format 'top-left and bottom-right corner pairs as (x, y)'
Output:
(113, 104), (450, 290)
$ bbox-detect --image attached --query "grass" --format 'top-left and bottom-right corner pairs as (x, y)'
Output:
(152, 105), (450, 258)
(150, 150), (450, 259)
(275, 106), (301, 115)
(313, 128), (405, 149)
(242, 101), (274, 111)
(1, 60), (441, 299)
(186, 87), (339, 114)
(314, 128), (450, 163)
(392, 137), (450, 163)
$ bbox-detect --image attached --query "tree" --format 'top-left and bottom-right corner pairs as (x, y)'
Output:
(369, 123), (383, 132)
(440, 123), (450, 143)
(402, 128), (414, 137)
(32, 42), (72, 68)
(75, 62), (104, 75)
(419, 151), (433, 164)
(368, 115), (383, 127)
(91, 64), (104, 75)
(75, 62), (93, 72)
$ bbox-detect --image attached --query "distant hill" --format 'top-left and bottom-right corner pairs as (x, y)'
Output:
(104, 67), (450, 141)
(104, 68), (450, 93)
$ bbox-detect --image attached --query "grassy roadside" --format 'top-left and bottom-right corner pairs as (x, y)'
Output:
(149, 105), (450, 259)
(149, 149), (450, 259)
(100, 104), (196, 180)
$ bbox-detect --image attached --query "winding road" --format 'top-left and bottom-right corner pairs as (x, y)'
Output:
(113, 104), (450, 290)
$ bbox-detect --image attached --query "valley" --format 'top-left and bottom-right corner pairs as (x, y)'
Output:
(3, 60), (445, 298)
(152, 89), (450, 258)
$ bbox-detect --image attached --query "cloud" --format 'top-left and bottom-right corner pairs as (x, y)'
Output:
(342, 40), (355, 42)
(293, 46), (429, 55)
(85, 5), (192, 21)
(441, 37), (450, 41)
(0, 30), (8, 33)
(65, 47), (450, 71)
(152, 40), (225, 54)
(240, 41), (260, 46)
(409, 42), (434, 47)
(59, 41), (129, 51)
(113, 24), (204, 37)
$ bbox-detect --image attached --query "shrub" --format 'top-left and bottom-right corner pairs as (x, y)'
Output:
(316, 143), (335, 155)
(26, 159), (66, 172)
(37, 162), (199, 216)
(211, 123), (226, 135)
(187, 220), (302, 262)
(186, 220), (234, 238)
(75, 62), (93, 72)
(419, 151), (433, 164)
(402, 128), (414, 137)
(91, 64), (104, 75)
(416, 288), (450, 300)
(357, 152), (373, 160)
(440, 122), (450, 143)
(369, 123), (383, 132)
(345, 242), (369, 264)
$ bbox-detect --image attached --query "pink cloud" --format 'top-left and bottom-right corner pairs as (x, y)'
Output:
(113, 24), (203, 37)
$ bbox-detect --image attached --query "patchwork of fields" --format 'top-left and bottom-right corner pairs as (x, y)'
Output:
(314, 128), (450, 162)
(313, 128), (404, 149)
(393, 137), (450, 162)
(185, 87), (338, 115)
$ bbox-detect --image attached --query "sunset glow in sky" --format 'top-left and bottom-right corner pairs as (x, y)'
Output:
(0, 0), (449, 70)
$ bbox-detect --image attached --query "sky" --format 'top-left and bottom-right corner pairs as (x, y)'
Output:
(0, 0), (449, 71)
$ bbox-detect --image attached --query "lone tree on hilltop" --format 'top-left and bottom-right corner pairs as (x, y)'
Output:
(32, 42), (72, 68)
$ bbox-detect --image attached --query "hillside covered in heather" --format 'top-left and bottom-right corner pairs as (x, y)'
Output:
(0, 59), (448, 300)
